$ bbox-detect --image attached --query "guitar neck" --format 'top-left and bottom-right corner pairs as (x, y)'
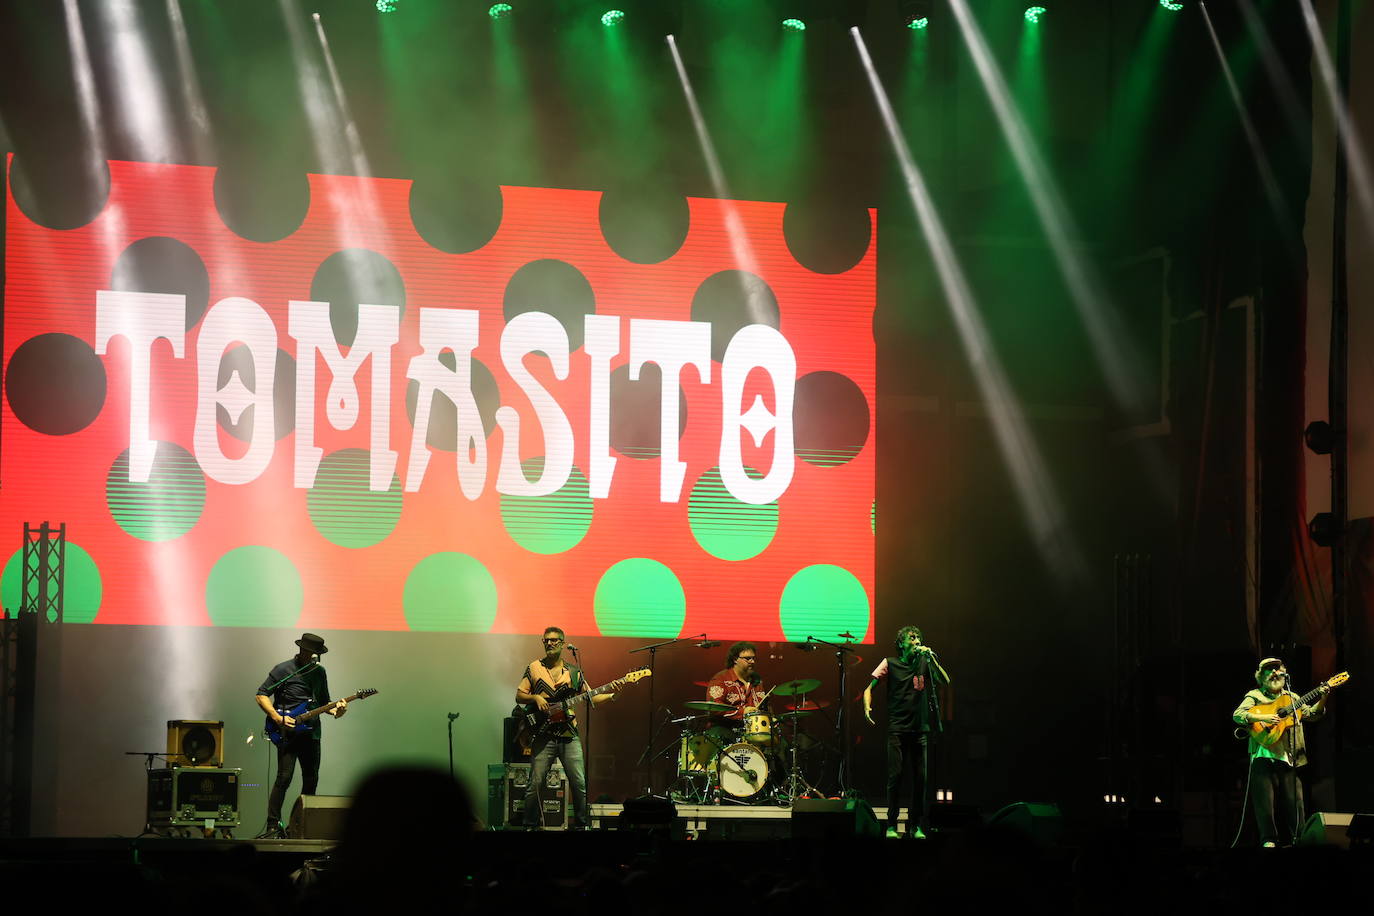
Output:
(551, 682), (616, 711)
(295, 692), (360, 723)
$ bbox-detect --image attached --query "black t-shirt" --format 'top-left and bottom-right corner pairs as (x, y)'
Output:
(258, 658), (330, 740)
(874, 654), (940, 734)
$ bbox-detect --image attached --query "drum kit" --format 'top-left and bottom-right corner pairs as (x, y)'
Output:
(668, 678), (827, 805)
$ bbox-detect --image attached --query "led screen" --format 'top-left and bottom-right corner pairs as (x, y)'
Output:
(2, 157), (874, 639)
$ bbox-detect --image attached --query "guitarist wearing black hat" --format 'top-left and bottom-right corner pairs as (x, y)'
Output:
(515, 627), (621, 830)
(255, 632), (347, 838)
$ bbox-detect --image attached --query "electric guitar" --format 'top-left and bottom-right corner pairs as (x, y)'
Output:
(514, 668), (651, 748)
(1247, 672), (1348, 748)
(265, 688), (378, 746)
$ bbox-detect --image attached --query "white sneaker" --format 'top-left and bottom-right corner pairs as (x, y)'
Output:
(884, 827), (900, 838)
(911, 826), (927, 839)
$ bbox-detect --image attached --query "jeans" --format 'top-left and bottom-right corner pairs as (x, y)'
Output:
(523, 734), (589, 828)
(885, 731), (930, 831)
(267, 737), (321, 825)
(1250, 756), (1304, 845)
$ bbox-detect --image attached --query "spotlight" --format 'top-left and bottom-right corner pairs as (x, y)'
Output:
(1304, 420), (1336, 455)
(902, 0), (932, 30)
(782, 18), (806, 32)
(1160, 0), (1184, 10)
(1025, 6), (1046, 23)
(489, 2), (512, 19)
(375, 0), (397, 12)
(1309, 512), (1340, 547)
(601, 9), (625, 27)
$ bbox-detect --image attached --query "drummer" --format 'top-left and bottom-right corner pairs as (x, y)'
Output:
(706, 641), (769, 719)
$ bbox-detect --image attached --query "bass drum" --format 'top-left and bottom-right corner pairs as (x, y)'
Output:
(717, 742), (770, 800)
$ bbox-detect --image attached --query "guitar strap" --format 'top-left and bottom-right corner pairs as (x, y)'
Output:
(263, 658), (320, 696)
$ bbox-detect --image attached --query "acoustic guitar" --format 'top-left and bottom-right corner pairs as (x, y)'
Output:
(1247, 672), (1348, 748)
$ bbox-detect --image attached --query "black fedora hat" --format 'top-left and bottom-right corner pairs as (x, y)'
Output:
(295, 632), (329, 655)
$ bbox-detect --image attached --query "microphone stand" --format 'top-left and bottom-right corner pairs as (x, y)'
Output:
(569, 643), (591, 811)
(807, 634), (861, 797)
(629, 633), (706, 795)
(446, 712), (461, 781)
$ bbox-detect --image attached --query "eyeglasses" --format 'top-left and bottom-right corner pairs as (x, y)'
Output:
(738, 655), (756, 661)
(542, 637), (563, 645)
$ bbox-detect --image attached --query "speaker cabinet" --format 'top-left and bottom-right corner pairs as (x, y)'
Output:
(987, 801), (1064, 845)
(1298, 811), (1374, 848)
(791, 798), (881, 839)
(166, 719), (224, 767)
(288, 794), (352, 840)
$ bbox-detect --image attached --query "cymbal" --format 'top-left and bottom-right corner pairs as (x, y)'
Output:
(778, 710), (813, 719)
(772, 678), (821, 696)
(785, 700), (828, 712)
(692, 680), (711, 688)
(684, 700), (735, 713)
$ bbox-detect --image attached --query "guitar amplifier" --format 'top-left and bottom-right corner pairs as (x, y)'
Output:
(146, 767), (241, 829)
(487, 762), (566, 829)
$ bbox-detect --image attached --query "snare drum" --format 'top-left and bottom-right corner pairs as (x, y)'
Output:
(717, 742), (770, 800)
(743, 711), (775, 746)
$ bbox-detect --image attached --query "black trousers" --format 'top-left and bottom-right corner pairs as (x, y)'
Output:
(885, 731), (930, 830)
(267, 738), (321, 824)
(1250, 756), (1304, 845)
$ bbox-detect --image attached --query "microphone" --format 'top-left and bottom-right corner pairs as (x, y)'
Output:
(697, 640), (721, 648)
(793, 643), (818, 651)
(744, 769), (758, 783)
(447, 712), (461, 721)
(565, 644), (579, 651)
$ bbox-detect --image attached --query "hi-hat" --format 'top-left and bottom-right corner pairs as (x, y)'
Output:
(772, 678), (821, 696)
(778, 710), (813, 720)
(683, 700), (735, 713)
(785, 700), (828, 712)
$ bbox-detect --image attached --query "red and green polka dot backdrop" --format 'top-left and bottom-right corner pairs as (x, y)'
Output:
(2, 157), (874, 639)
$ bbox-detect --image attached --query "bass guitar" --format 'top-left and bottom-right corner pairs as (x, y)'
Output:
(265, 687), (378, 746)
(1247, 672), (1348, 748)
(515, 668), (651, 749)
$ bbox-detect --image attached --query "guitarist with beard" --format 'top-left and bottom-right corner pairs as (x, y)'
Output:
(515, 627), (620, 830)
(254, 632), (347, 839)
(1232, 657), (1330, 847)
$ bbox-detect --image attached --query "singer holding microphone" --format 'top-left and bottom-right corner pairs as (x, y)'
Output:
(864, 625), (950, 839)
(253, 632), (347, 839)
(1232, 657), (1328, 847)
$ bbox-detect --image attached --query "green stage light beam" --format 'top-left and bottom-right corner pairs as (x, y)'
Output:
(948, 0), (1151, 420)
(851, 25), (1087, 586)
(601, 9), (625, 27)
(1024, 6), (1045, 24)
(1097, 0), (1180, 207)
(907, 17), (929, 31)
(782, 18), (806, 32)
(376, 0), (398, 12)
(1160, 0), (1183, 11)
(489, 3), (512, 20)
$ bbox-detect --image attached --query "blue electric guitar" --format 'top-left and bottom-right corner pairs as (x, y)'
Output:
(265, 688), (378, 746)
